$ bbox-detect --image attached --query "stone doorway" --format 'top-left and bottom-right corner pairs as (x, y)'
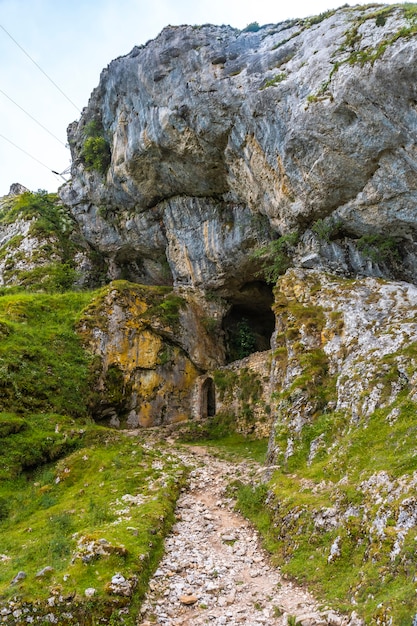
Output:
(201, 377), (216, 419)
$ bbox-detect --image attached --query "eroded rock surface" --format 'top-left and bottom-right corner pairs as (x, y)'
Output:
(76, 282), (225, 425)
(62, 4), (417, 288)
(268, 268), (417, 456)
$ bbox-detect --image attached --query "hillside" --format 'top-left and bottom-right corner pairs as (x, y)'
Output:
(1, 4), (417, 624)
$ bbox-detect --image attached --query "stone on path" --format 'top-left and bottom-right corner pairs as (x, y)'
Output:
(179, 594), (198, 605)
(137, 444), (356, 625)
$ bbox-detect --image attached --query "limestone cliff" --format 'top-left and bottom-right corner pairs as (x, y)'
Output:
(258, 268), (417, 623)
(76, 281), (225, 426)
(2, 6), (417, 622)
(267, 268), (417, 456)
(61, 3), (417, 289)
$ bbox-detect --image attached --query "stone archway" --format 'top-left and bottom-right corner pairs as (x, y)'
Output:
(201, 377), (216, 419)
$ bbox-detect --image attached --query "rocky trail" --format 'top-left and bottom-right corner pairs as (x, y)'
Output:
(137, 443), (353, 626)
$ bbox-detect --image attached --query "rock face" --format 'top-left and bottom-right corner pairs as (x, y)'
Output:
(3, 8), (417, 621)
(267, 268), (417, 463)
(4, 5), (417, 434)
(62, 4), (417, 288)
(76, 281), (226, 425)
(0, 188), (99, 289)
(259, 268), (417, 623)
(192, 350), (275, 437)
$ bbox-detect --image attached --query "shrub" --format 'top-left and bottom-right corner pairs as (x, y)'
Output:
(305, 9), (336, 26)
(243, 22), (261, 32)
(229, 318), (257, 361)
(82, 136), (111, 174)
(158, 293), (186, 324)
(261, 73), (286, 89)
(14, 262), (78, 293)
(356, 234), (399, 264)
(252, 232), (299, 284)
(81, 120), (111, 175)
(311, 217), (342, 243)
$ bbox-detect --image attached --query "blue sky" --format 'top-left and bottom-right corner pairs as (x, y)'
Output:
(0, 0), (400, 196)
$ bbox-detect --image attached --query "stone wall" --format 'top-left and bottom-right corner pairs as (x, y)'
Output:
(191, 350), (273, 437)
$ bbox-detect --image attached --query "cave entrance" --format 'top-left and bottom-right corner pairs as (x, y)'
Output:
(201, 377), (216, 418)
(222, 281), (275, 363)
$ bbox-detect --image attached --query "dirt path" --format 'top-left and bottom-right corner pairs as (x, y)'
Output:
(137, 444), (353, 626)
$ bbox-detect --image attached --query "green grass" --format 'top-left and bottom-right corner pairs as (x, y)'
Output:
(192, 434), (269, 464)
(229, 269), (417, 623)
(242, 391), (417, 623)
(356, 234), (400, 264)
(0, 282), (198, 622)
(0, 412), (89, 481)
(177, 412), (269, 464)
(0, 290), (96, 416)
(8, 261), (79, 293)
(0, 427), (187, 623)
(0, 282), (187, 420)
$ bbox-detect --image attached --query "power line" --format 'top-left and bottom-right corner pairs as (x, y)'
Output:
(0, 88), (67, 147)
(0, 24), (81, 114)
(0, 132), (59, 174)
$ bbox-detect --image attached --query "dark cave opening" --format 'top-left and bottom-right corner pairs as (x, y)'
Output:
(222, 281), (275, 364)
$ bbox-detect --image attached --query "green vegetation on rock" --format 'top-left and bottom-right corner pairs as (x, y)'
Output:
(356, 233), (400, 264)
(252, 233), (299, 285)
(247, 392), (417, 624)
(342, 4), (417, 66)
(0, 191), (84, 292)
(0, 279), (202, 622)
(212, 366), (264, 430)
(306, 3), (417, 103)
(0, 190), (69, 228)
(81, 119), (111, 175)
(311, 217), (343, 243)
(261, 72), (287, 89)
(237, 275), (417, 624)
(227, 318), (257, 361)
(242, 21), (261, 32)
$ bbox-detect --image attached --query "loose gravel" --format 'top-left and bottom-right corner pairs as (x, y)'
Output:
(137, 445), (358, 626)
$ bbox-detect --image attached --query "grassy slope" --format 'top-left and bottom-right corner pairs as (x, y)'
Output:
(0, 428), (187, 624)
(236, 393), (417, 625)
(0, 290), (94, 416)
(0, 288), (187, 624)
